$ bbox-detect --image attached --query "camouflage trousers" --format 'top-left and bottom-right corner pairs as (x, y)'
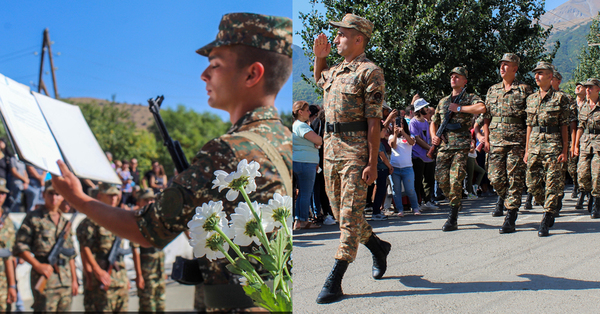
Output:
(487, 145), (526, 210)
(84, 286), (129, 313)
(435, 149), (469, 208)
(324, 159), (373, 262)
(577, 151), (600, 197)
(0, 273), (7, 312)
(138, 252), (166, 312)
(568, 154), (578, 188)
(526, 152), (566, 214)
(31, 286), (72, 312)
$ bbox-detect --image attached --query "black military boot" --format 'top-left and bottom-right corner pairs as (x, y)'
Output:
(591, 197), (600, 219)
(571, 185), (579, 199)
(537, 212), (555, 237)
(575, 191), (586, 210)
(442, 205), (460, 231)
(499, 209), (518, 234)
(316, 259), (349, 304)
(524, 193), (533, 210)
(588, 193), (594, 213)
(364, 233), (391, 279)
(555, 198), (563, 218)
(492, 196), (505, 217)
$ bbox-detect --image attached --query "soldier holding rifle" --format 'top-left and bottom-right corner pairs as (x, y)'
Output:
(52, 12), (293, 312)
(430, 67), (485, 232)
(13, 180), (78, 312)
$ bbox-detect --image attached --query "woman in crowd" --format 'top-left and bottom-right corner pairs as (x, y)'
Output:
(372, 124), (394, 220)
(149, 161), (167, 194)
(389, 118), (422, 216)
(292, 101), (322, 230)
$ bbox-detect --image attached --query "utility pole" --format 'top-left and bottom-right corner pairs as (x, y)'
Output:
(37, 28), (59, 99)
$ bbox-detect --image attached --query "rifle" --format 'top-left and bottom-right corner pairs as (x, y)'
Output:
(35, 212), (78, 293)
(427, 87), (467, 159)
(100, 236), (132, 291)
(148, 95), (190, 173)
(147, 95), (202, 285)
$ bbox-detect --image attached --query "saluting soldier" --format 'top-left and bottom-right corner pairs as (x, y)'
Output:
(313, 13), (392, 304)
(574, 78), (600, 218)
(131, 189), (166, 312)
(431, 66), (486, 232)
(53, 13), (293, 312)
(524, 62), (570, 237)
(13, 180), (78, 311)
(477, 53), (533, 233)
(0, 179), (16, 311)
(76, 183), (130, 312)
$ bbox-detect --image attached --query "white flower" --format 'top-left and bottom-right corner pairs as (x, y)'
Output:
(211, 159), (262, 201)
(263, 193), (293, 232)
(230, 201), (262, 246)
(189, 231), (229, 261)
(187, 201), (235, 261)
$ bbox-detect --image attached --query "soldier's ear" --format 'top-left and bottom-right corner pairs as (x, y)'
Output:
(244, 62), (265, 89)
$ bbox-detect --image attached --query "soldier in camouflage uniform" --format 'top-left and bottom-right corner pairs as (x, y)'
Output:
(76, 183), (130, 312)
(0, 179), (16, 311)
(574, 78), (600, 218)
(313, 13), (392, 304)
(432, 67), (486, 232)
(131, 189), (166, 312)
(524, 62), (570, 237)
(477, 53), (533, 233)
(13, 180), (78, 311)
(573, 81), (589, 209)
(53, 13), (293, 312)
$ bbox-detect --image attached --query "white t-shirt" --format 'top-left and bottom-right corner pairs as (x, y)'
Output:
(389, 135), (414, 168)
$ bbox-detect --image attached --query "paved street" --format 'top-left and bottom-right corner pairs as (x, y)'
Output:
(293, 186), (600, 313)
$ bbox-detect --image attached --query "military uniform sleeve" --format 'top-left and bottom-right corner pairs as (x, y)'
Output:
(65, 227), (77, 260)
(432, 99), (443, 126)
(559, 94), (570, 126)
(481, 87), (493, 121)
(76, 218), (96, 249)
(525, 96), (535, 126)
(364, 68), (385, 119)
(579, 106), (587, 129)
(316, 66), (331, 89)
(469, 94), (483, 106)
(136, 139), (237, 249)
(12, 213), (34, 256)
(0, 217), (15, 257)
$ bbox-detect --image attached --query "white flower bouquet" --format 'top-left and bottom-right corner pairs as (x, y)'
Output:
(187, 159), (293, 312)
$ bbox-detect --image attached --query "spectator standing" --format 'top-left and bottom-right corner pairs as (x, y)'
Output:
(8, 157), (36, 212)
(310, 109), (336, 225)
(410, 98), (438, 210)
(129, 159), (141, 186)
(148, 162), (167, 194)
(292, 101), (322, 230)
(372, 124), (393, 220)
(26, 166), (46, 208)
(389, 118), (422, 215)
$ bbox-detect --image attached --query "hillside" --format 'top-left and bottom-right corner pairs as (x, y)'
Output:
(540, 0), (600, 31)
(65, 97), (154, 130)
(292, 44), (322, 105)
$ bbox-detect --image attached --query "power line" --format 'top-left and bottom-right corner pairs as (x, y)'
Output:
(0, 45), (38, 59)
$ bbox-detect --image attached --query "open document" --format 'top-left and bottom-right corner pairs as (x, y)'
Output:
(0, 72), (121, 184)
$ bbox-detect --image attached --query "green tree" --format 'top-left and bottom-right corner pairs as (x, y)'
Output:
(299, 0), (558, 107)
(149, 105), (230, 177)
(280, 111), (293, 131)
(571, 14), (600, 86)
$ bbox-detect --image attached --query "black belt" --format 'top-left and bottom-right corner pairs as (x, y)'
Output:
(584, 129), (600, 135)
(35, 255), (66, 266)
(446, 123), (469, 132)
(532, 126), (560, 133)
(491, 117), (524, 124)
(139, 247), (159, 254)
(325, 121), (367, 133)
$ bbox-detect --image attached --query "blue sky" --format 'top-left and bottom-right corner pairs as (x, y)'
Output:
(1, 1), (292, 121)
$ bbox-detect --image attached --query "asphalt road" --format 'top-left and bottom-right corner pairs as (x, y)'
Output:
(293, 186), (600, 313)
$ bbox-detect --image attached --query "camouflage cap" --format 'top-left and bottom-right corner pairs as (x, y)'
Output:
(98, 182), (120, 195)
(499, 53), (520, 66)
(553, 68), (562, 81)
(44, 180), (55, 194)
(196, 13), (292, 57)
(450, 66), (468, 78)
(576, 81), (585, 86)
(329, 13), (373, 39)
(583, 78), (600, 88)
(531, 61), (554, 73)
(0, 178), (8, 194)
(136, 188), (155, 200)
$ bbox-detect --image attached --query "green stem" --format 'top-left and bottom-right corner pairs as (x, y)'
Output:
(214, 225), (265, 285)
(239, 188), (273, 255)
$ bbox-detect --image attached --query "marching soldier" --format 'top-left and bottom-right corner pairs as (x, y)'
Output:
(0, 179), (16, 311)
(313, 13), (392, 304)
(76, 183), (131, 312)
(431, 66), (486, 232)
(574, 78), (600, 218)
(573, 81), (589, 209)
(478, 53), (533, 233)
(524, 62), (570, 237)
(131, 189), (166, 312)
(13, 180), (78, 311)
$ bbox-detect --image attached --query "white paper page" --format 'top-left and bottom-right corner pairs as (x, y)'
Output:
(33, 92), (121, 185)
(0, 73), (63, 174)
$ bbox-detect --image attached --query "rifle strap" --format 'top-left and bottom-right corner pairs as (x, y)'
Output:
(236, 131), (292, 197)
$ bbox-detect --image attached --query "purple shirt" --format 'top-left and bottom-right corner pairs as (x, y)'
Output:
(409, 117), (432, 162)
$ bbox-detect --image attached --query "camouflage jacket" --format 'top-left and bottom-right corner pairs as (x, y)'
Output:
(317, 52), (385, 162)
(13, 208), (76, 288)
(0, 213), (14, 283)
(76, 217), (128, 289)
(432, 92), (483, 151)
(479, 80), (532, 146)
(525, 87), (570, 154)
(131, 242), (164, 281)
(578, 100), (600, 154)
(135, 105), (292, 285)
